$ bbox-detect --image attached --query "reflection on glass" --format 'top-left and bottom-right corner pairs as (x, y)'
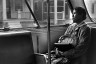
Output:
(50, 7), (54, 12)
(57, 13), (64, 19)
(57, 7), (64, 12)
(57, 0), (64, 6)
(50, 1), (54, 6)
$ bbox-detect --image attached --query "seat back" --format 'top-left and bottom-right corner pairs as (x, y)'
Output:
(74, 27), (96, 64)
(85, 27), (96, 64)
(0, 31), (35, 64)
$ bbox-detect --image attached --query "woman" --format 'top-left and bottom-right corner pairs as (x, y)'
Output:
(51, 7), (91, 64)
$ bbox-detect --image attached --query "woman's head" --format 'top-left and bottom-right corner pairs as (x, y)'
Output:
(73, 7), (86, 24)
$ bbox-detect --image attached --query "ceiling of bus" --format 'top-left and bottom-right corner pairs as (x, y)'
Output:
(68, 0), (85, 9)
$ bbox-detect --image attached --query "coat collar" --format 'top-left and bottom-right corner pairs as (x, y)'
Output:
(74, 21), (86, 30)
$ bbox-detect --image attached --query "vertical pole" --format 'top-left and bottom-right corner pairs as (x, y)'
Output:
(63, 0), (65, 20)
(54, 0), (57, 25)
(2, 0), (7, 20)
(37, 36), (39, 53)
(42, 0), (44, 21)
(47, 0), (51, 64)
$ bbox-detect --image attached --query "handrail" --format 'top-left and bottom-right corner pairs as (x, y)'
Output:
(67, 0), (74, 13)
(25, 0), (41, 28)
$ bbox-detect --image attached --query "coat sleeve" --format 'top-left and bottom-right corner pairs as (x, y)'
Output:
(61, 26), (91, 59)
(64, 24), (75, 35)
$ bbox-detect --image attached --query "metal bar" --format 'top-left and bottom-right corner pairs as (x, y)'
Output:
(67, 0), (74, 13)
(25, 0), (40, 28)
(47, 0), (51, 64)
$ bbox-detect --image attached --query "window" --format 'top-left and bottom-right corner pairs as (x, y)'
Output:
(84, 0), (96, 22)
(41, 0), (71, 25)
(5, 0), (72, 28)
(43, 0), (54, 20)
(43, 0), (54, 12)
(15, 0), (23, 11)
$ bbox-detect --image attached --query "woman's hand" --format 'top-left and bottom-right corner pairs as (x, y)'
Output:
(58, 35), (69, 43)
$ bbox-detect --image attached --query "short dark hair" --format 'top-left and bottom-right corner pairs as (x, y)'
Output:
(74, 7), (86, 20)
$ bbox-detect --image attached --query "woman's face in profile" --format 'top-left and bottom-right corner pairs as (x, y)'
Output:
(72, 10), (78, 23)
(73, 10), (76, 19)
(72, 9), (82, 23)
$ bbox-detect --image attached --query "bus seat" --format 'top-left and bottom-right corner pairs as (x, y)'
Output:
(68, 26), (96, 64)
(0, 31), (35, 64)
(85, 27), (96, 64)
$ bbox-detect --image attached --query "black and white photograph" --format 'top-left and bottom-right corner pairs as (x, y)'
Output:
(0, 0), (95, 64)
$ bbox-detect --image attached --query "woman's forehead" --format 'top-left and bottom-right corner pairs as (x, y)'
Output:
(73, 10), (76, 13)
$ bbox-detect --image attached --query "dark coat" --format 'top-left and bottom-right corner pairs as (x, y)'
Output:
(59, 22), (91, 64)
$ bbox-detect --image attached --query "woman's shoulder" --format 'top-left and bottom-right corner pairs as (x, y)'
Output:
(69, 23), (77, 28)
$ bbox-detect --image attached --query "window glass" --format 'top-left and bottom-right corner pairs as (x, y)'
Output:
(31, 0), (71, 26)
(57, 13), (64, 19)
(57, 7), (64, 12)
(84, 0), (96, 22)
(57, 0), (64, 6)
(50, 7), (54, 12)
(6, 0), (72, 28)
(50, 1), (54, 6)
(15, 0), (23, 11)
(6, 0), (31, 19)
